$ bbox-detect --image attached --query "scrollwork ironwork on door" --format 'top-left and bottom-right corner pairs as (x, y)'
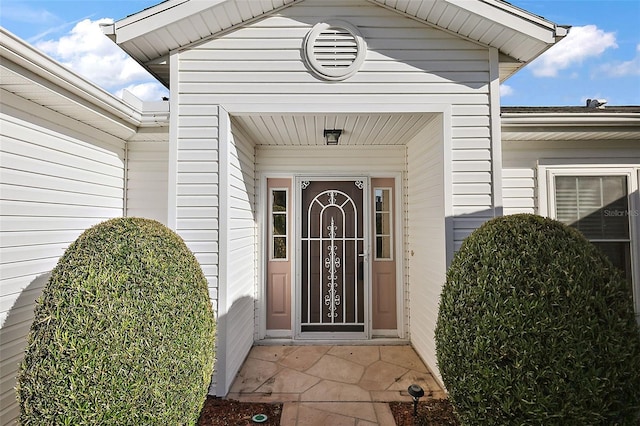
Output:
(324, 218), (341, 318)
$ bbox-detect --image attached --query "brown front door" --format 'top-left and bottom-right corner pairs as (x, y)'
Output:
(300, 179), (366, 336)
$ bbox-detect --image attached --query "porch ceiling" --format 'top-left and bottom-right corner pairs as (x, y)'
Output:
(231, 113), (436, 146)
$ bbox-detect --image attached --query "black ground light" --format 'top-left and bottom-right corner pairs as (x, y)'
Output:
(408, 384), (425, 416)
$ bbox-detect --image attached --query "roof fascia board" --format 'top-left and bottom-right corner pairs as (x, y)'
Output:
(445, 0), (560, 43)
(501, 113), (640, 134)
(1, 28), (142, 128)
(117, 0), (189, 26)
(115, 0), (223, 43)
(114, 0), (299, 44)
(502, 113), (640, 130)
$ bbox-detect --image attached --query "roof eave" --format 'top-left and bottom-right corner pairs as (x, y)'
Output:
(501, 112), (640, 133)
(109, 0), (568, 87)
(1, 28), (142, 131)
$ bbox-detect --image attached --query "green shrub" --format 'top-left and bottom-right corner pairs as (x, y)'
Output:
(17, 217), (216, 425)
(435, 214), (640, 425)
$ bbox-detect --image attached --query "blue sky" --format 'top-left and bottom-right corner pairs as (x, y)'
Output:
(1, 0), (639, 105)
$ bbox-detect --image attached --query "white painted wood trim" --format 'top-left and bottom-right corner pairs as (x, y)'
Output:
(224, 104), (462, 115)
(216, 105), (229, 397)
(167, 52), (179, 230)
(393, 172), (406, 338)
(489, 47), (503, 218)
(257, 173), (298, 340)
(257, 174), (268, 340)
(442, 106), (455, 266)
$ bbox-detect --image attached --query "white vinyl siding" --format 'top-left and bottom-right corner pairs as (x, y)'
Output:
(256, 145), (406, 174)
(168, 73), (221, 395)
(175, 0), (495, 389)
(171, 101), (220, 300)
(126, 139), (169, 224)
(172, 104), (256, 396)
(405, 115), (448, 384)
(179, 0), (493, 254)
(501, 139), (639, 216)
(217, 115), (257, 396)
(0, 98), (125, 425)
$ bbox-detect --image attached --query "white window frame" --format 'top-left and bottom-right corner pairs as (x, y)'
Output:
(539, 164), (640, 319)
(269, 187), (289, 262)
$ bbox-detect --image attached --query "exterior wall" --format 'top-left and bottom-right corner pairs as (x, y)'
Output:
(126, 138), (169, 224)
(0, 91), (126, 424)
(502, 138), (640, 322)
(174, 0), (495, 392)
(502, 139), (639, 215)
(216, 115), (257, 395)
(167, 60), (222, 389)
(178, 0), (493, 243)
(256, 146), (406, 175)
(406, 115), (448, 384)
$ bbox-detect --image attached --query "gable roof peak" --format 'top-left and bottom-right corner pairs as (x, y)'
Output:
(105, 0), (567, 86)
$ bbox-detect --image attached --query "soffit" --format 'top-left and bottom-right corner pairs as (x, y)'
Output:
(109, 0), (566, 87)
(232, 113), (436, 145)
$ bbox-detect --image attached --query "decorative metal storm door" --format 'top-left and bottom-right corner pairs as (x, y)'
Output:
(300, 180), (366, 334)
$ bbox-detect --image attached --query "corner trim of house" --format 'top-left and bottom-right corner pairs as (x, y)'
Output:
(489, 47), (504, 218)
(442, 106), (454, 267)
(216, 105), (230, 397)
(167, 51), (179, 230)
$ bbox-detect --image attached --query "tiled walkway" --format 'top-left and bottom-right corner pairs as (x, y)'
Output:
(227, 345), (446, 425)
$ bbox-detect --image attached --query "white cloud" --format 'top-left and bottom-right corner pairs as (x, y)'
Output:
(500, 84), (514, 97)
(599, 43), (640, 77)
(529, 25), (617, 77)
(35, 18), (166, 101)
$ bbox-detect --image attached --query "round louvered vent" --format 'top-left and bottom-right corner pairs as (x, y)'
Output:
(304, 20), (366, 81)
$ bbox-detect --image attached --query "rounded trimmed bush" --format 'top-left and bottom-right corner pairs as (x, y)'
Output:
(435, 214), (640, 425)
(17, 217), (216, 425)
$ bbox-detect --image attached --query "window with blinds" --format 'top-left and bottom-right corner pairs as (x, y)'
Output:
(555, 175), (632, 282)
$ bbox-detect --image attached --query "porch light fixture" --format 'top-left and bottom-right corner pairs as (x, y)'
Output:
(408, 384), (425, 416)
(324, 129), (342, 145)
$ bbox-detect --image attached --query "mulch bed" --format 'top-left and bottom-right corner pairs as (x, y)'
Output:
(198, 396), (460, 425)
(198, 397), (282, 426)
(390, 399), (460, 425)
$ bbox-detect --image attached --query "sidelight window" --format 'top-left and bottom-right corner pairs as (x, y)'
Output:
(374, 187), (393, 260)
(270, 189), (288, 260)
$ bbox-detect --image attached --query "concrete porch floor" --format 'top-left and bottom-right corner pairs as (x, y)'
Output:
(227, 345), (446, 425)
